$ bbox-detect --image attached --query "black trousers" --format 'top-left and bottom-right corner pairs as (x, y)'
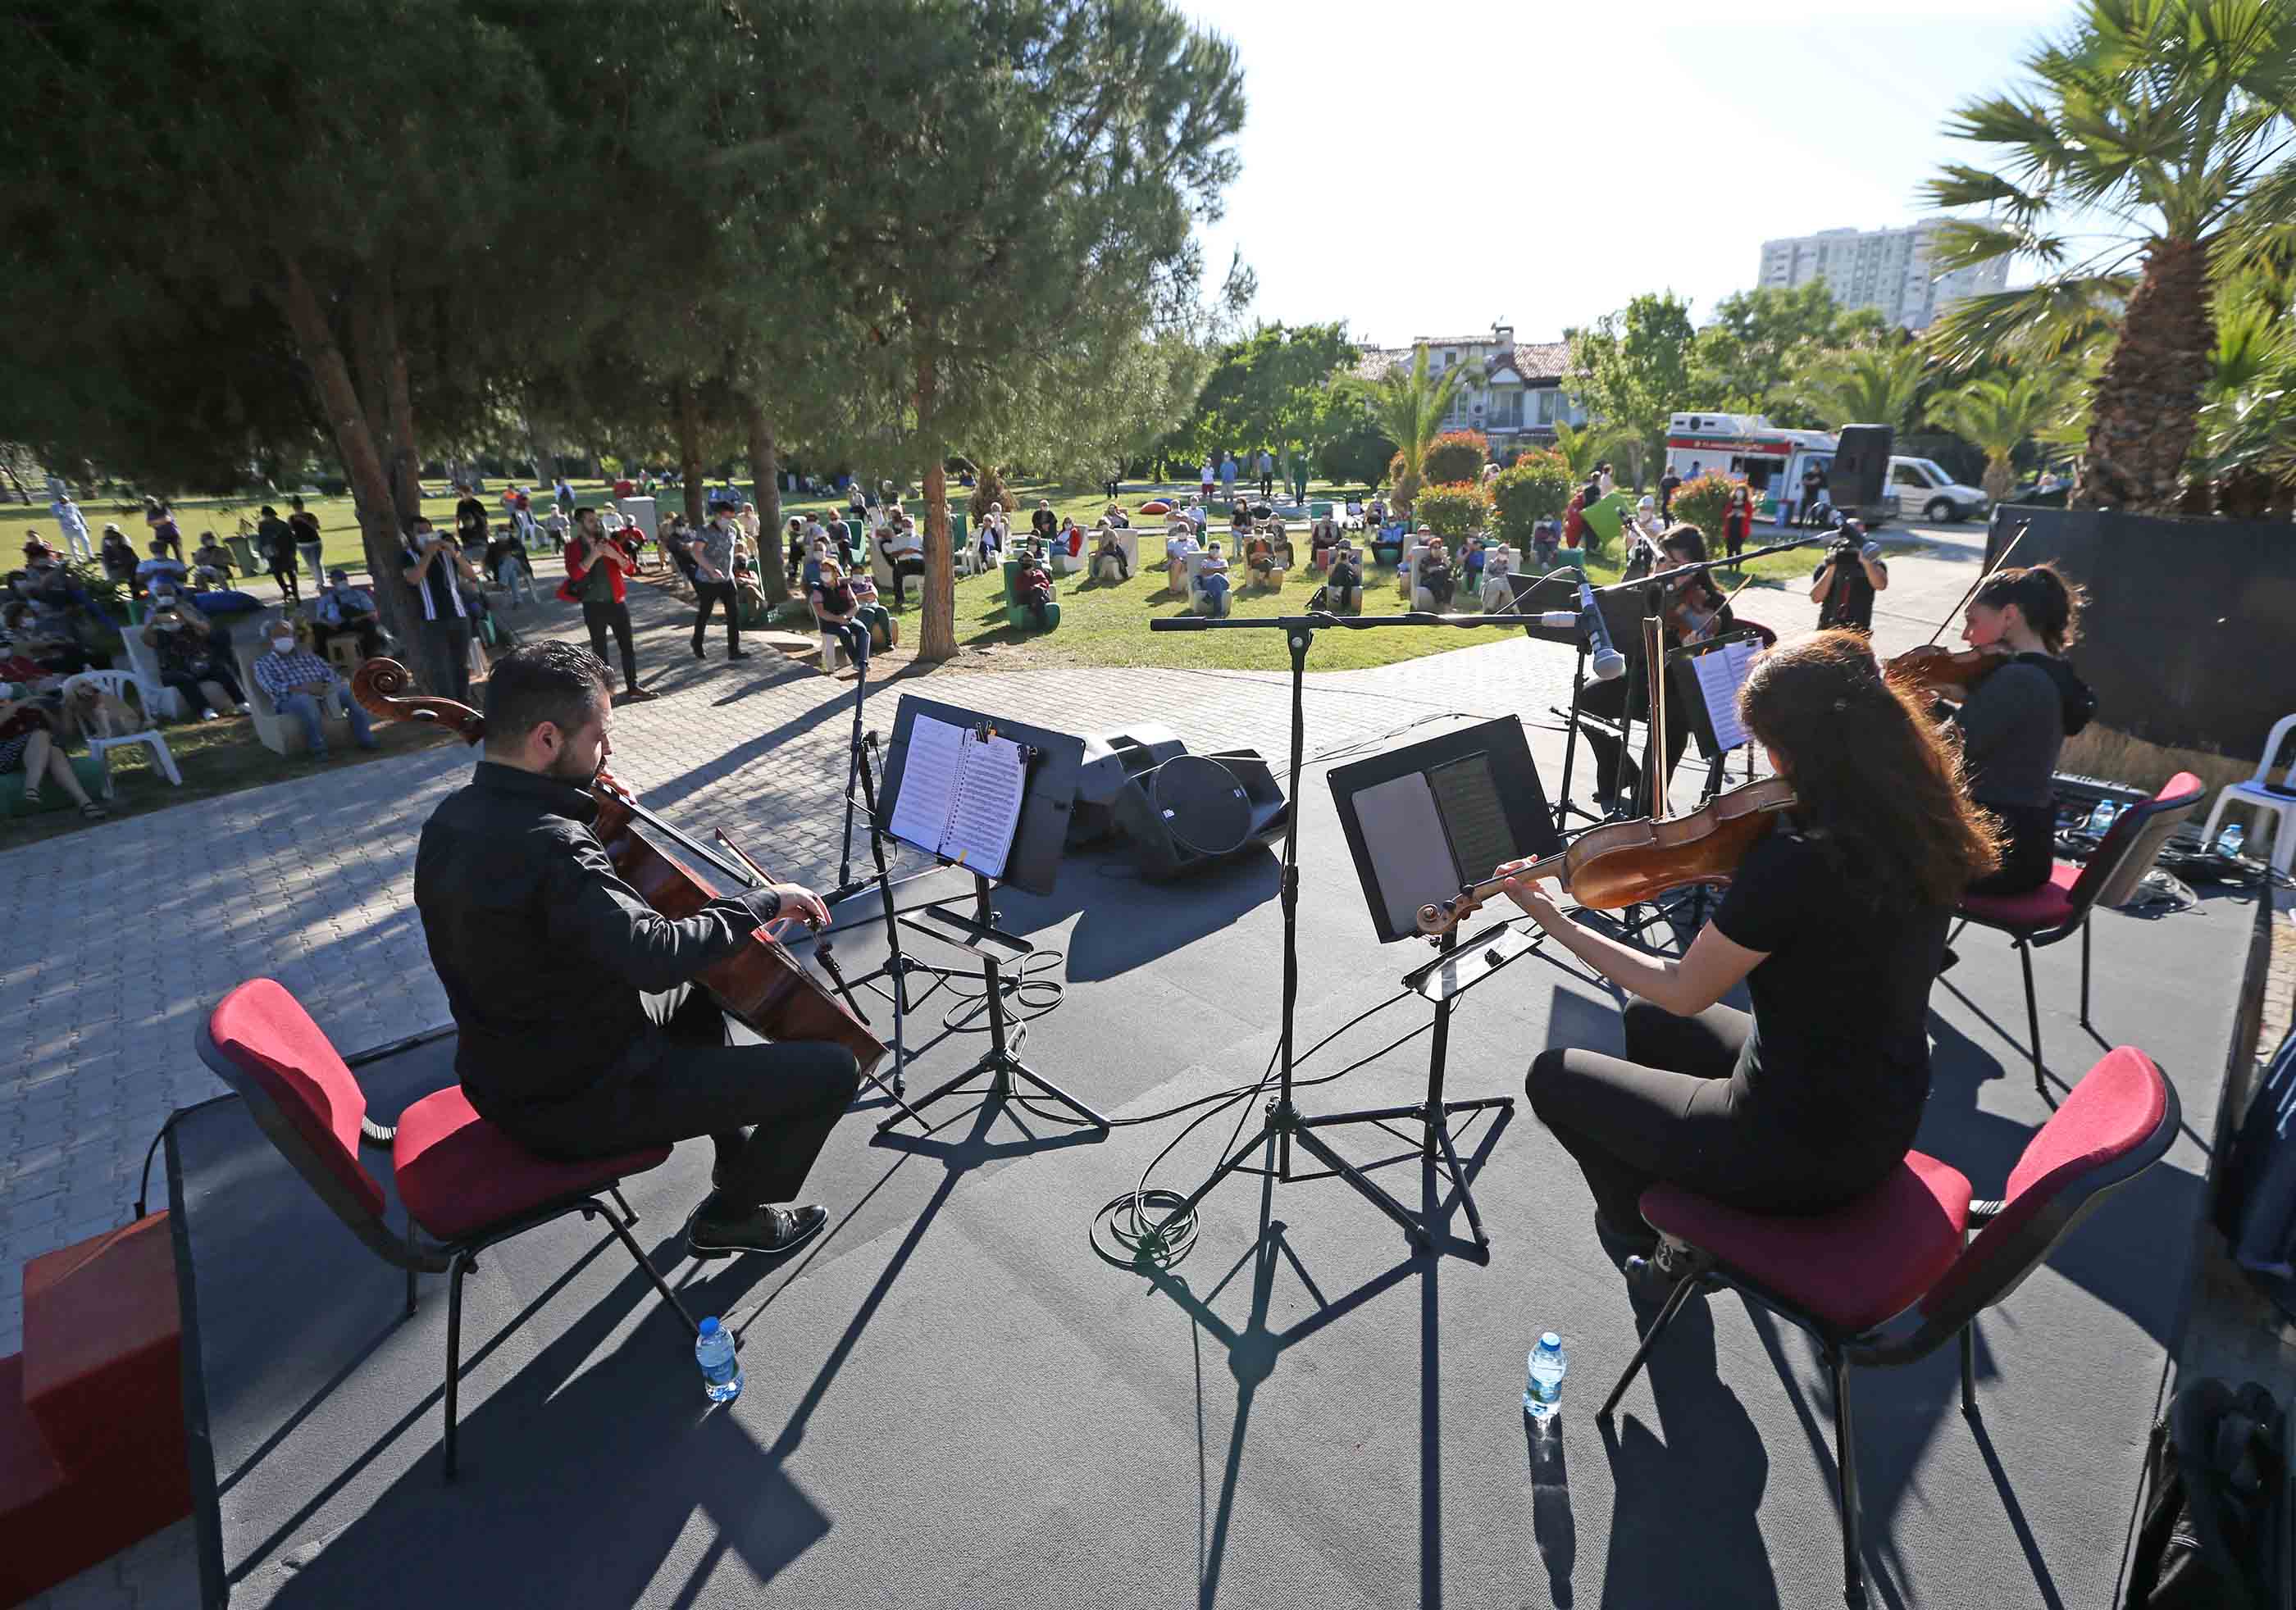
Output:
(426, 616), (474, 707)
(1527, 1000), (1904, 1240)
(692, 580), (741, 651)
(583, 598), (640, 690)
(1967, 801), (2057, 896)
(507, 984), (860, 1208)
(1575, 672), (1689, 807)
(822, 619), (870, 667)
(269, 562), (300, 603)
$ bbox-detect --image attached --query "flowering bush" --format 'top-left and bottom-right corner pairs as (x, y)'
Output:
(1487, 452), (1574, 550)
(1411, 480), (1490, 539)
(1422, 431), (1488, 486)
(1668, 472), (1738, 548)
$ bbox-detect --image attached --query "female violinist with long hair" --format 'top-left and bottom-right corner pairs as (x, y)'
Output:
(1502, 630), (2000, 1271)
(1574, 524), (1733, 812)
(1937, 563), (2095, 897)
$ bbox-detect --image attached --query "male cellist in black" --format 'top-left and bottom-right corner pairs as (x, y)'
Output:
(414, 641), (859, 1258)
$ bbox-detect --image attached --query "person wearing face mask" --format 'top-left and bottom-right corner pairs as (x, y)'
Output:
(251, 621), (377, 759)
(139, 589), (248, 719)
(413, 642), (854, 1259)
(687, 507), (749, 662)
(560, 508), (654, 702)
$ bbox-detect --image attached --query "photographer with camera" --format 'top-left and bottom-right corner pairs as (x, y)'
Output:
(1810, 518), (1888, 634)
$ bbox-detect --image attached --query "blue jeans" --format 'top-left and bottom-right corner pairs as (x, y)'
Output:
(278, 684), (374, 754)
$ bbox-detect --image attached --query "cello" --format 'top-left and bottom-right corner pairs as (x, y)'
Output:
(350, 659), (886, 1078)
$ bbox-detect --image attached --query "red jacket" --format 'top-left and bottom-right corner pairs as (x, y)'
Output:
(557, 538), (628, 604)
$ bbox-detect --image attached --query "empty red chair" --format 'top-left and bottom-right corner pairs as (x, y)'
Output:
(1597, 1046), (2179, 1608)
(1956, 773), (2202, 1099)
(196, 979), (706, 1480)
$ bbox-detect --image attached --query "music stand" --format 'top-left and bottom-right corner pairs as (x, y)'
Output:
(872, 695), (1108, 1135)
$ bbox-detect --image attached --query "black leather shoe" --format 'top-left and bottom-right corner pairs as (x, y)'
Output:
(692, 639), (706, 660)
(688, 1203), (827, 1259)
(727, 648), (751, 661)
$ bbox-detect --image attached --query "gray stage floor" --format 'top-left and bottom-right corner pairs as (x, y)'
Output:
(169, 785), (2257, 1609)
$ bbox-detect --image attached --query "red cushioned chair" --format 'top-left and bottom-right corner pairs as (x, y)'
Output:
(1596, 1046), (2178, 1608)
(195, 979), (704, 1480)
(1956, 772), (2203, 1100)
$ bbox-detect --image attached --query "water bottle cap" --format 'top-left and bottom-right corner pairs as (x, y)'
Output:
(698, 1316), (722, 1336)
(1540, 1331), (1561, 1349)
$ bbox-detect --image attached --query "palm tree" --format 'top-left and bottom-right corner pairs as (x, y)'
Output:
(1930, 370), (2078, 500)
(1801, 346), (1929, 433)
(1549, 419), (1641, 482)
(2192, 269), (2296, 516)
(1920, 0), (2296, 513)
(1354, 348), (1468, 512)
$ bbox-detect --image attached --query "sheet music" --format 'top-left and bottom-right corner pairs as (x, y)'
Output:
(1353, 772), (1462, 939)
(1427, 753), (1515, 896)
(886, 714), (1027, 881)
(1691, 638), (1760, 753)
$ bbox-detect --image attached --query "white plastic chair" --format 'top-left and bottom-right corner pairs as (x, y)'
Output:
(2200, 712), (2296, 875)
(61, 670), (181, 787)
(116, 628), (186, 721)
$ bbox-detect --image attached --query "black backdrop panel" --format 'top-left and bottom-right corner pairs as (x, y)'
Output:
(1988, 505), (2296, 756)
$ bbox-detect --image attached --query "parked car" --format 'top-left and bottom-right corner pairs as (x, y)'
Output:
(1889, 456), (1990, 524)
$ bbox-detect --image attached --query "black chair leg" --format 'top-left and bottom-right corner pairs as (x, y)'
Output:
(600, 1201), (706, 1344)
(442, 1248), (468, 1483)
(1830, 1349), (1867, 1608)
(1959, 1321), (1977, 1418)
(609, 1186), (637, 1228)
(2079, 917), (2093, 1029)
(1597, 1271), (1701, 1421)
(2016, 943), (2047, 1099)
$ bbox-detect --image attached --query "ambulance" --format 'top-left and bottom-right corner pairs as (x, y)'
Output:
(1661, 412), (1846, 525)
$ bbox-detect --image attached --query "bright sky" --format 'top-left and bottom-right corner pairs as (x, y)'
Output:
(1183, 0), (2075, 345)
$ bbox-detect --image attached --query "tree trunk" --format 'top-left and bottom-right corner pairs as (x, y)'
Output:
(740, 390), (790, 603)
(380, 276), (421, 521)
(2075, 237), (2214, 514)
(674, 381), (706, 528)
(275, 261), (457, 699)
(1981, 454), (2015, 503)
(525, 412), (554, 489)
(916, 354), (956, 662)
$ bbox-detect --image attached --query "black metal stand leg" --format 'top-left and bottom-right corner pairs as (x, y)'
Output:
(442, 1250), (467, 1482)
(1290, 1123), (1427, 1246)
(2079, 917), (2093, 1028)
(2017, 943), (2047, 1098)
(834, 657), (870, 893)
(608, 1187), (637, 1227)
(1597, 1270), (1700, 1421)
(1831, 1350), (1867, 1608)
(1958, 1321), (1978, 1418)
(1437, 1120), (1491, 1250)
(597, 1201), (704, 1341)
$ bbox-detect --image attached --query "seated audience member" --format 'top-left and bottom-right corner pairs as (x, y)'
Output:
(194, 531), (235, 579)
(139, 589), (248, 719)
(486, 529), (537, 607)
(135, 537), (187, 598)
(1030, 499), (1059, 548)
(0, 673), (104, 817)
(1011, 549), (1055, 630)
(1164, 520), (1197, 591)
(1482, 543), (1514, 605)
(314, 568), (388, 661)
(1245, 534), (1281, 588)
(0, 641), (104, 746)
(1461, 536), (1486, 590)
(800, 535), (828, 594)
(1367, 493), (1387, 527)
(1309, 514), (1341, 563)
(1091, 521), (1130, 582)
(810, 557), (872, 670)
(539, 507), (570, 552)
(1228, 503), (1251, 549)
(1419, 541), (1456, 609)
(1531, 517), (1560, 571)
(785, 515), (807, 578)
(846, 566), (892, 647)
(977, 504), (1009, 571)
(99, 525), (139, 590)
(1196, 541), (1231, 612)
(251, 619), (378, 760)
(882, 519), (926, 598)
(1103, 502), (1130, 530)
(1328, 543), (1362, 611)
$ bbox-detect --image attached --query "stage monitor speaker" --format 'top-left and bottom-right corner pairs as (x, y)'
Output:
(1069, 725), (1187, 844)
(1111, 748), (1289, 881)
(1829, 424), (1894, 525)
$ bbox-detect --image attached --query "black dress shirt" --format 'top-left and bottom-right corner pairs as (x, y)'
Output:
(414, 762), (782, 1117)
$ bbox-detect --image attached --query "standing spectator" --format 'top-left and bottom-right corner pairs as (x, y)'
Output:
(1722, 483), (1753, 562)
(554, 475), (576, 516)
(139, 593), (247, 719)
(559, 509), (654, 700)
(784, 516), (806, 580)
(99, 525), (139, 590)
(313, 568), (387, 662)
(1010, 548), (1055, 630)
(49, 493), (93, 562)
(1800, 460), (1827, 529)
(1810, 519), (1889, 634)
(1198, 457), (1215, 504)
(1256, 448), (1273, 499)
(1219, 451), (1238, 500)
(288, 496), (325, 580)
(687, 505), (749, 662)
(144, 496), (184, 562)
(251, 621), (378, 758)
(194, 531), (235, 580)
(453, 484), (490, 549)
(1657, 464), (1683, 519)
(135, 537), (187, 598)
(0, 686), (104, 817)
(256, 505), (301, 603)
(809, 557), (872, 670)
(399, 515), (478, 706)
(1292, 454), (1310, 506)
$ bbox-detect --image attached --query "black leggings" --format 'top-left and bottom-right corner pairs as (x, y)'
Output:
(1967, 802), (2057, 896)
(1527, 1000), (1905, 1240)
(269, 562), (299, 603)
(502, 984), (860, 1208)
(691, 580), (740, 650)
(1575, 673), (1690, 807)
(583, 599), (639, 690)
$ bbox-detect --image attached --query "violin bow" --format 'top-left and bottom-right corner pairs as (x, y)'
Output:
(712, 827), (809, 943)
(1924, 519), (2029, 648)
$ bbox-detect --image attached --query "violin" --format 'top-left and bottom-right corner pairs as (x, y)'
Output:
(1415, 775), (1797, 937)
(350, 659), (886, 1077)
(1885, 643), (2013, 698)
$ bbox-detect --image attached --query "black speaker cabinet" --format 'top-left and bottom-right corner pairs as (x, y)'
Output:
(1069, 725), (1187, 844)
(1112, 748), (1289, 880)
(1830, 424), (1895, 525)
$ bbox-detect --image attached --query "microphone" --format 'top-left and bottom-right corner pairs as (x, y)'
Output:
(1576, 580), (1626, 680)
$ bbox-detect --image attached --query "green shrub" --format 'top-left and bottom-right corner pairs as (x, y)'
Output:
(967, 465), (1011, 521)
(1668, 472), (1736, 548)
(1314, 422), (1395, 491)
(1487, 453), (1573, 549)
(1422, 431), (1488, 486)
(1412, 480), (1489, 539)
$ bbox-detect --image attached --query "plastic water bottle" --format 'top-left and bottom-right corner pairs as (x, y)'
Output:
(2084, 799), (2122, 836)
(2216, 822), (2245, 860)
(695, 1316), (742, 1404)
(1524, 1332), (1568, 1421)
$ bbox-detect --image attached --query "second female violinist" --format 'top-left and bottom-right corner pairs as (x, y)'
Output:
(413, 643), (859, 1260)
(1501, 632), (2000, 1277)
(1574, 525), (1732, 812)
(1937, 563), (2097, 897)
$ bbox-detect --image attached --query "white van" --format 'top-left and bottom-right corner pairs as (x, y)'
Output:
(1888, 456), (1989, 524)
